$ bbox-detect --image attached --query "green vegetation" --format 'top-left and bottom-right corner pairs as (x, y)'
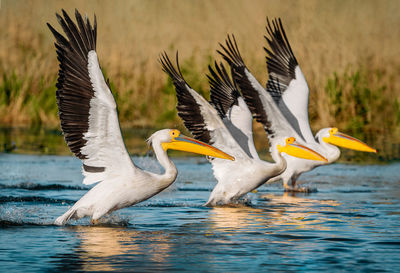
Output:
(0, 72), (59, 126)
(0, 0), (399, 160)
(325, 65), (400, 135)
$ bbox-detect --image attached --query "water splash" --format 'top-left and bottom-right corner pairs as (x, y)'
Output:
(94, 213), (131, 227)
(0, 205), (55, 226)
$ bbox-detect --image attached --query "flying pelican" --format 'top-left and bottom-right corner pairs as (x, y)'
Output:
(159, 53), (327, 205)
(218, 19), (377, 192)
(47, 10), (234, 225)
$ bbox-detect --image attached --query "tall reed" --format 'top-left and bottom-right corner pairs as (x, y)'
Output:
(0, 0), (399, 142)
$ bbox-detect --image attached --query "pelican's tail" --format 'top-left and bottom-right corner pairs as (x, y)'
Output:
(204, 198), (215, 207)
(205, 192), (226, 207)
(54, 207), (77, 226)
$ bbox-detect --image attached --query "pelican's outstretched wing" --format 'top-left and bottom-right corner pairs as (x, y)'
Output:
(218, 35), (301, 143)
(264, 18), (314, 142)
(48, 9), (136, 185)
(207, 62), (259, 159)
(159, 53), (248, 160)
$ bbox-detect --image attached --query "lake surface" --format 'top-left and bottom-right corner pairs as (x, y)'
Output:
(0, 153), (400, 272)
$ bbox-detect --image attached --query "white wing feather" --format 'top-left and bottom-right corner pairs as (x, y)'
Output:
(81, 51), (136, 184)
(277, 66), (315, 143)
(244, 69), (302, 143)
(187, 87), (249, 161)
(223, 97), (259, 159)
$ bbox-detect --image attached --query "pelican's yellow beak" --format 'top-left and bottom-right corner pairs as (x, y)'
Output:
(323, 128), (377, 153)
(162, 130), (235, 160)
(278, 137), (328, 162)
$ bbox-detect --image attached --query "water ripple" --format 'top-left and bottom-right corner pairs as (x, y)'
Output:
(0, 182), (87, 191)
(370, 241), (400, 246)
(0, 219), (52, 227)
(322, 237), (365, 243)
(271, 234), (320, 240)
(0, 196), (75, 204)
(1, 155), (400, 272)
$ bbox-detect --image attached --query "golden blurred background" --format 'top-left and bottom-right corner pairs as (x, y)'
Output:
(0, 0), (399, 159)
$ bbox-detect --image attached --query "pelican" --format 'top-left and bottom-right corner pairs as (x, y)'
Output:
(47, 10), (233, 225)
(218, 19), (377, 192)
(159, 53), (327, 205)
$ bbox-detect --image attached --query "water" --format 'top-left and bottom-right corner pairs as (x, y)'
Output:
(0, 154), (399, 272)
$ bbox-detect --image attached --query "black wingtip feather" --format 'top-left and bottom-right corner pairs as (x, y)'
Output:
(264, 17), (298, 96)
(48, 9), (98, 159)
(159, 51), (189, 92)
(207, 62), (240, 119)
(217, 34), (245, 69)
(159, 52), (212, 144)
(218, 34), (276, 138)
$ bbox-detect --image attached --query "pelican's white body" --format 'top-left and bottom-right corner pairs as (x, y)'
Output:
(180, 82), (289, 206)
(54, 51), (180, 225)
(55, 128), (181, 225)
(55, 168), (174, 224)
(208, 156), (284, 205)
(243, 67), (338, 189)
(267, 134), (340, 188)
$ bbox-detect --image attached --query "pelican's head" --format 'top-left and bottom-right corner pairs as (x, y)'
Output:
(277, 137), (328, 162)
(318, 127), (377, 153)
(148, 129), (234, 160)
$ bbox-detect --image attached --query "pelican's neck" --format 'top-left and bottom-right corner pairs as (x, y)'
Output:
(296, 116), (316, 144)
(316, 135), (341, 163)
(152, 141), (178, 186)
(270, 144), (287, 176)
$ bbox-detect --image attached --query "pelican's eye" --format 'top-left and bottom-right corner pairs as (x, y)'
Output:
(329, 128), (338, 135)
(286, 137), (295, 145)
(170, 130), (180, 138)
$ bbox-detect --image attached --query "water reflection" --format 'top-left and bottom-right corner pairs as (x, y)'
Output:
(262, 192), (342, 230)
(261, 191), (341, 207)
(61, 194), (343, 271)
(65, 226), (171, 271)
(206, 192), (342, 234)
(208, 205), (268, 231)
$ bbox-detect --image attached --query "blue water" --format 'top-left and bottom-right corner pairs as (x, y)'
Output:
(0, 153), (399, 272)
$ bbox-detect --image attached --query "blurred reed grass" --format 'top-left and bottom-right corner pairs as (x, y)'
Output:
(0, 0), (399, 147)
